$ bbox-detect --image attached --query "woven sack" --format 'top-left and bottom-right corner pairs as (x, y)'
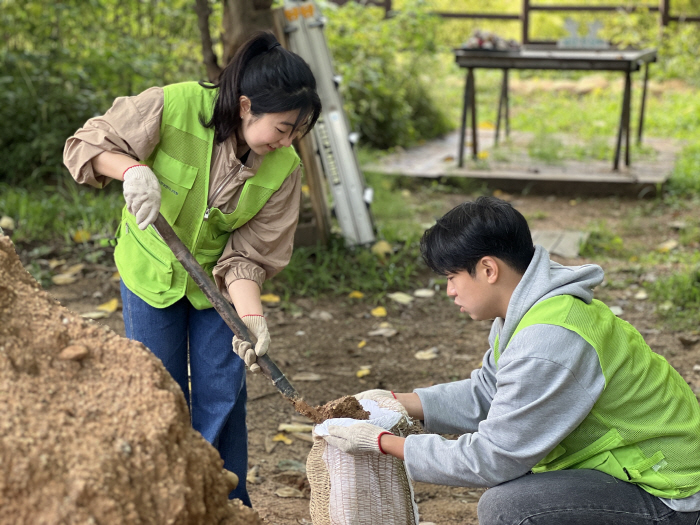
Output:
(307, 398), (419, 525)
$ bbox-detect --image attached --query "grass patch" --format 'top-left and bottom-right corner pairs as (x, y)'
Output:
(264, 234), (426, 301)
(0, 182), (123, 244)
(647, 265), (700, 331)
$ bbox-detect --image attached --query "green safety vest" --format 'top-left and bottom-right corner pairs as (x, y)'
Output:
(114, 82), (300, 309)
(494, 295), (700, 499)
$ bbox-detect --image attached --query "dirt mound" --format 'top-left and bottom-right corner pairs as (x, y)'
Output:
(0, 235), (261, 525)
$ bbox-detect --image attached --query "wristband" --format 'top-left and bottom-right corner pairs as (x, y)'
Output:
(121, 164), (148, 181)
(377, 431), (393, 454)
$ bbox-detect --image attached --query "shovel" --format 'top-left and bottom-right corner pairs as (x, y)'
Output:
(152, 213), (300, 401)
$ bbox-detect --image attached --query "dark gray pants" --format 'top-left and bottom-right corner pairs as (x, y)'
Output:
(478, 470), (700, 525)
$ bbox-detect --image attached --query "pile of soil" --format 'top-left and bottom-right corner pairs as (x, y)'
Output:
(291, 395), (370, 423)
(0, 235), (261, 525)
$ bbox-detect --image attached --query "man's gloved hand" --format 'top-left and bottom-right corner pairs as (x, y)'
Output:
(232, 315), (270, 373)
(354, 389), (395, 403)
(324, 423), (393, 454)
(122, 165), (161, 230)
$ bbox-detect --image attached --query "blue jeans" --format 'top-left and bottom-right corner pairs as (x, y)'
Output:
(120, 281), (250, 506)
(478, 469), (700, 524)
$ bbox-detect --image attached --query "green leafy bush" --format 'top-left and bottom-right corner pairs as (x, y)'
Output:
(325, 0), (452, 149)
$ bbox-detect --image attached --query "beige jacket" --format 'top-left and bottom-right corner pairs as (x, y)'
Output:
(63, 86), (302, 298)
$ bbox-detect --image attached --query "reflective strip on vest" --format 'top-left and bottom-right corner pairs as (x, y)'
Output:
(496, 295), (700, 499)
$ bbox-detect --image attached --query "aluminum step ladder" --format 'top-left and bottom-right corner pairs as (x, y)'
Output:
(283, 0), (376, 246)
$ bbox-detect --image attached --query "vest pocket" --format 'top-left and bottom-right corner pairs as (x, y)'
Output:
(117, 222), (173, 294)
(152, 150), (197, 224)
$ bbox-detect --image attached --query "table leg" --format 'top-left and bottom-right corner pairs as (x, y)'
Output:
(624, 71), (632, 167)
(637, 63), (650, 145)
(495, 69), (506, 146)
(469, 68), (478, 160)
(504, 69), (510, 139)
(613, 70), (631, 171)
(458, 69), (471, 168)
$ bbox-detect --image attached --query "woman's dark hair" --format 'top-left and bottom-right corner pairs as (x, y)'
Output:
(420, 196), (535, 276)
(200, 31), (322, 144)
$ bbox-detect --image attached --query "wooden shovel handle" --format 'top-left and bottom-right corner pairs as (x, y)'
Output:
(153, 213), (300, 400)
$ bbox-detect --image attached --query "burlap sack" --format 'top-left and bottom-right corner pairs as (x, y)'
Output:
(307, 398), (419, 525)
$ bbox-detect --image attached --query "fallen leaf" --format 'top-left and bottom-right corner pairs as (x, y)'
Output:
(247, 465), (263, 484)
(368, 327), (398, 338)
(72, 229), (91, 243)
(111, 271), (121, 283)
(387, 292), (413, 305)
(413, 288), (435, 298)
(656, 239), (679, 253)
(659, 301), (674, 312)
(477, 150), (489, 160)
(97, 298), (119, 312)
(301, 184), (310, 196)
(291, 372), (323, 382)
(348, 290), (364, 299)
(443, 155), (455, 162)
(291, 432), (314, 443)
(48, 259), (66, 270)
(272, 433), (293, 445)
(278, 423), (315, 433)
(609, 306), (624, 316)
(64, 263), (85, 276)
(370, 240), (393, 257)
(415, 347), (439, 360)
(81, 311), (109, 320)
(260, 293), (281, 304)
(370, 306), (387, 317)
(278, 459), (307, 472)
(634, 290), (648, 300)
(356, 368), (371, 378)
(357, 340), (367, 348)
(264, 435), (277, 454)
(52, 274), (77, 285)
(309, 310), (333, 321)
(275, 487), (305, 498)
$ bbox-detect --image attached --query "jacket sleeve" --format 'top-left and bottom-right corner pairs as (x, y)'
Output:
(212, 165), (302, 295)
(414, 347), (498, 435)
(404, 324), (605, 487)
(63, 87), (164, 188)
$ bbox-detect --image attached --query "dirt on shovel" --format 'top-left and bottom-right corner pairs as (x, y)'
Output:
(289, 395), (370, 424)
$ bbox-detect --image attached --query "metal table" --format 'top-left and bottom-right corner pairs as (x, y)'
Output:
(454, 47), (657, 171)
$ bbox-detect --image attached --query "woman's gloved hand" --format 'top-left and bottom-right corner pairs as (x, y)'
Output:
(232, 314), (270, 373)
(122, 165), (161, 230)
(324, 422), (393, 454)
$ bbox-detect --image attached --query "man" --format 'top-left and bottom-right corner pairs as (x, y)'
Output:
(324, 197), (700, 524)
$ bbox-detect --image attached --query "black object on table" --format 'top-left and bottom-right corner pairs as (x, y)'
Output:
(453, 46), (657, 171)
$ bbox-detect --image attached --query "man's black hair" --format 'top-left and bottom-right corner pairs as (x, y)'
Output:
(200, 31), (322, 144)
(420, 196), (535, 276)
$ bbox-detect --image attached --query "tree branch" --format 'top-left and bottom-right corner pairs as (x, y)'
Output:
(194, 0), (222, 82)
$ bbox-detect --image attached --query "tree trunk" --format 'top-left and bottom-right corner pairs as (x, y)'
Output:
(221, 0), (276, 66)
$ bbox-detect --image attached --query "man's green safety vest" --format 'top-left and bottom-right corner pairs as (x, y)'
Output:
(495, 295), (700, 499)
(114, 82), (300, 309)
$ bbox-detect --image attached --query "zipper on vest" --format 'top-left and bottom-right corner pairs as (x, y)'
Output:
(204, 162), (246, 221)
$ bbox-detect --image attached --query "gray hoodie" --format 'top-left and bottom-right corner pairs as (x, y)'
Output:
(403, 246), (700, 511)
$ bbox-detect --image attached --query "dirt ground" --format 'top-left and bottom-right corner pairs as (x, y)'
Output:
(31, 192), (700, 525)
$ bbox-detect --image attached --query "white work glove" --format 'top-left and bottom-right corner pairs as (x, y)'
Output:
(354, 389), (408, 417)
(122, 165), (161, 230)
(324, 422), (393, 455)
(354, 389), (396, 403)
(232, 315), (270, 373)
